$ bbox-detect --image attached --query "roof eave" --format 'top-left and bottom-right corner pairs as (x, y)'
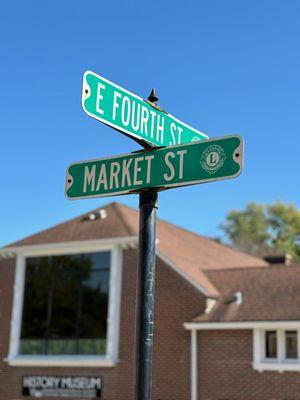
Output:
(0, 236), (138, 258)
(184, 321), (300, 330)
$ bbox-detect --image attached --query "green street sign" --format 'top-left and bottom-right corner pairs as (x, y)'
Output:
(82, 71), (208, 148)
(66, 135), (243, 200)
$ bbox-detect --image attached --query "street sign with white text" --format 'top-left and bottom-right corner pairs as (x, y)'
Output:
(65, 135), (243, 200)
(82, 71), (208, 148)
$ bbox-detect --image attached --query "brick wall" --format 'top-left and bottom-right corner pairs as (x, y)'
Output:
(0, 249), (206, 400)
(198, 330), (300, 400)
(153, 257), (206, 400)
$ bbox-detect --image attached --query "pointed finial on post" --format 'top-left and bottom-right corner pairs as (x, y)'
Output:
(148, 89), (158, 104)
(145, 88), (167, 114)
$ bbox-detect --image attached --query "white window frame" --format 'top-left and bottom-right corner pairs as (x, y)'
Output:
(6, 240), (123, 367)
(253, 328), (300, 372)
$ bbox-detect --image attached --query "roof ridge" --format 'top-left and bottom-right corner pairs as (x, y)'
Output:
(4, 209), (93, 248)
(203, 265), (273, 273)
(203, 264), (300, 274)
(4, 201), (130, 248)
(155, 214), (208, 239)
(40, 200), (116, 229)
(117, 204), (212, 241)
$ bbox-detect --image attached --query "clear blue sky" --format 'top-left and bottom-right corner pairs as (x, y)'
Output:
(1, 1), (299, 246)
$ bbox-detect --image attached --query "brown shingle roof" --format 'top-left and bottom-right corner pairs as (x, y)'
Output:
(8, 203), (136, 246)
(5, 202), (268, 297)
(195, 265), (300, 322)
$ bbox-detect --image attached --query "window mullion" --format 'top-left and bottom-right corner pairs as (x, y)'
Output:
(45, 258), (54, 355)
(75, 256), (84, 355)
(278, 329), (285, 363)
(297, 329), (300, 363)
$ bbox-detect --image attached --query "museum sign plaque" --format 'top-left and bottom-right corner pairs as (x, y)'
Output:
(22, 375), (101, 398)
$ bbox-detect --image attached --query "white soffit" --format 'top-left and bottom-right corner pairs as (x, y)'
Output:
(0, 236), (138, 258)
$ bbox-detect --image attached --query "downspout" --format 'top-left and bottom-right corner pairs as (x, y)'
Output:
(191, 329), (198, 400)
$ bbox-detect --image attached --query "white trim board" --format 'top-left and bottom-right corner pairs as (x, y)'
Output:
(0, 236), (138, 258)
(253, 362), (300, 372)
(5, 356), (117, 367)
(184, 321), (300, 330)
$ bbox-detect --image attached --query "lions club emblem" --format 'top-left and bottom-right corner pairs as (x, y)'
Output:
(200, 145), (226, 174)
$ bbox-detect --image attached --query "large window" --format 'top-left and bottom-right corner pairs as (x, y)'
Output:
(20, 252), (110, 356)
(8, 244), (122, 366)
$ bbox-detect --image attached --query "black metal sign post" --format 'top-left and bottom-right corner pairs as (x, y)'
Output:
(136, 90), (161, 400)
(136, 188), (158, 400)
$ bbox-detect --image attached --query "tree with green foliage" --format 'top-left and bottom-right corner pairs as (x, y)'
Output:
(220, 202), (300, 261)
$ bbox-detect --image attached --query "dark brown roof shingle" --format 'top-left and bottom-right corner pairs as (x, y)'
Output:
(195, 266), (300, 322)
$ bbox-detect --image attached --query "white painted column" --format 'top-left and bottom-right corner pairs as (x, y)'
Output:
(277, 329), (285, 363)
(8, 255), (25, 359)
(191, 329), (198, 400)
(253, 329), (261, 363)
(297, 329), (300, 364)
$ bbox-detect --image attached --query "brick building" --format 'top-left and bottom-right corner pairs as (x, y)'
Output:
(0, 202), (299, 400)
